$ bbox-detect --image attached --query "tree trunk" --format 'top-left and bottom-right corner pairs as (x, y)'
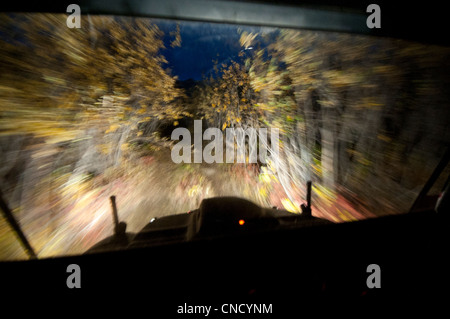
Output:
(320, 122), (336, 190)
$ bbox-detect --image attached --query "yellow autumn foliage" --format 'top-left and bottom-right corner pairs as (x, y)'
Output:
(281, 198), (300, 213)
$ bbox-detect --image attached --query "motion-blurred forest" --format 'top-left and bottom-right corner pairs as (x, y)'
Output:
(1, 14), (449, 259)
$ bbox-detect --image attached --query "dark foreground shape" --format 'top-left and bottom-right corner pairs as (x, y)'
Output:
(0, 195), (445, 312)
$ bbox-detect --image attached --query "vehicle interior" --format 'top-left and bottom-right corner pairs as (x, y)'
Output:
(0, 0), (448, 311)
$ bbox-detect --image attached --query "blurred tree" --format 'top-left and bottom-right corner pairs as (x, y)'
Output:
(199, 59), (259, 131)
(0, 13), (186, 148)
(234, 28), (450, 214)
(0, 13), (188, 215)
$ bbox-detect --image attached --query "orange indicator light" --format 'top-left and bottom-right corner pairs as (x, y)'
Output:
(238, 219), (245, 226)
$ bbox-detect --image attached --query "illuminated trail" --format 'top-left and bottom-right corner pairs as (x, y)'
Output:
(0, 148), (379, 260)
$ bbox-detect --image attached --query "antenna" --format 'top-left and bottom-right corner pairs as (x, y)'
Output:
(409, 147), (449, 213)
(0, 188), (37, 259)
(110, 195), (127, 236)
(301, 181), (312, 217)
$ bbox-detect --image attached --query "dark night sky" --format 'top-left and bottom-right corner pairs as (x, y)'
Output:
(155, 19), (267, 81)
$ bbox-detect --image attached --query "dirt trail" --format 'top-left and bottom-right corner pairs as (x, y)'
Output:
(1, 146), (378, 260)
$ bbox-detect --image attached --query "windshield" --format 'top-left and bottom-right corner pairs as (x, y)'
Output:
(1, 13), (449, 260)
